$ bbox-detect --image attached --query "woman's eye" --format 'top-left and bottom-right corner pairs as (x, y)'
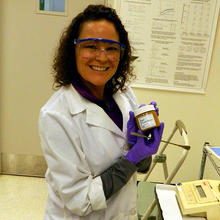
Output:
(106, 46), (119, 51)
(84, 44), (97, 50)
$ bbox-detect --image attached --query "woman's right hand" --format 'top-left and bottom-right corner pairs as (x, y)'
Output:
(126, 122), (164, 164)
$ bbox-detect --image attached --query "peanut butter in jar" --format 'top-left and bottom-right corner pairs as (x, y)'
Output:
(134, 105), (160, 132)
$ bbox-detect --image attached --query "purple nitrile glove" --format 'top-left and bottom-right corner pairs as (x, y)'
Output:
(150, 101), (159, 116)
(127, 104), (146, 145)
(126, 122), (164, 164)
(127, 111), (137, 145)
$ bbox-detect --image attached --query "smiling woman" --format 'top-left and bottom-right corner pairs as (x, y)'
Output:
(38, 4), (164, 220)
(74, 19), (123, 100)
(51, 5), (134, 94)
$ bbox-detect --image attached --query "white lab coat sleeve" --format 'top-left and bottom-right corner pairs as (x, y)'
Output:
(39, 109), (107, 216)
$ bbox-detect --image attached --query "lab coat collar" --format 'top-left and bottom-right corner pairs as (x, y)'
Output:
(64, 85), (127, 138)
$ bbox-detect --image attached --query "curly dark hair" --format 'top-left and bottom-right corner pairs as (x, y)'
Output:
(52, 4), (135, 94)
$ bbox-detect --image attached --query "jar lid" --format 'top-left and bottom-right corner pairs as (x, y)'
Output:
(134, 105), (155, 116)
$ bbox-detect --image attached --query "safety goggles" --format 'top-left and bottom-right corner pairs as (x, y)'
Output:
(74, 38), (126, 61)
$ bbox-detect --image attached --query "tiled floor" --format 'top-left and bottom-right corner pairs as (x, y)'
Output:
(0, 174), (48, 220)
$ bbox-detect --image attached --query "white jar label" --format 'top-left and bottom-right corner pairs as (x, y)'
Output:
(138, 113), (156, 130)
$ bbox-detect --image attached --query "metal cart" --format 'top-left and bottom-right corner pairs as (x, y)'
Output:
(199, 142), (220, 179)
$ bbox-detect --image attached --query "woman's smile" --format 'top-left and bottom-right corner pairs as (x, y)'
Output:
(89, 65), (110, 71)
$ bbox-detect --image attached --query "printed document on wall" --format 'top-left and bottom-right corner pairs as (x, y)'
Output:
(109, 0), (219, 93)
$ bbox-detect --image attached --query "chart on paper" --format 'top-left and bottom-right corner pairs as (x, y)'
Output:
(106, 0), (219, 93)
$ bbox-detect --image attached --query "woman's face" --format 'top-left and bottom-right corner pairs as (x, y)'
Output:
(75, 19), (120, 94)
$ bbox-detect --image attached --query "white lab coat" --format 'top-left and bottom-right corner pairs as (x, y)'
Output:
(39, 85), (139, 220)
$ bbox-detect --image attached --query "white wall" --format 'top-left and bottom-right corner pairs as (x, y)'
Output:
(0, 0), (219, 182)
(0, 0), (104, 155)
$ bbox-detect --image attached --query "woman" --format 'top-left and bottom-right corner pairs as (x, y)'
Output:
(39, 4), (164, 220)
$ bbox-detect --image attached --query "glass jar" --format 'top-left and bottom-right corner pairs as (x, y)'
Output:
(134, 105), (160, 132)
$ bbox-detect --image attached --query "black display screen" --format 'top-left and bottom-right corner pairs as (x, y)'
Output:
(196, 185), (206, 198)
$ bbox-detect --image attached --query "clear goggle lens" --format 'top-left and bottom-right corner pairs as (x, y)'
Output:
(74, 38), (125, 61)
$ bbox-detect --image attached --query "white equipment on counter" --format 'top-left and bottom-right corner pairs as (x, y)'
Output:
(176, 179), (220, 220)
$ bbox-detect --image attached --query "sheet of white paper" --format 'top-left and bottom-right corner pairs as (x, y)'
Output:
(156, 185), (183, 220)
